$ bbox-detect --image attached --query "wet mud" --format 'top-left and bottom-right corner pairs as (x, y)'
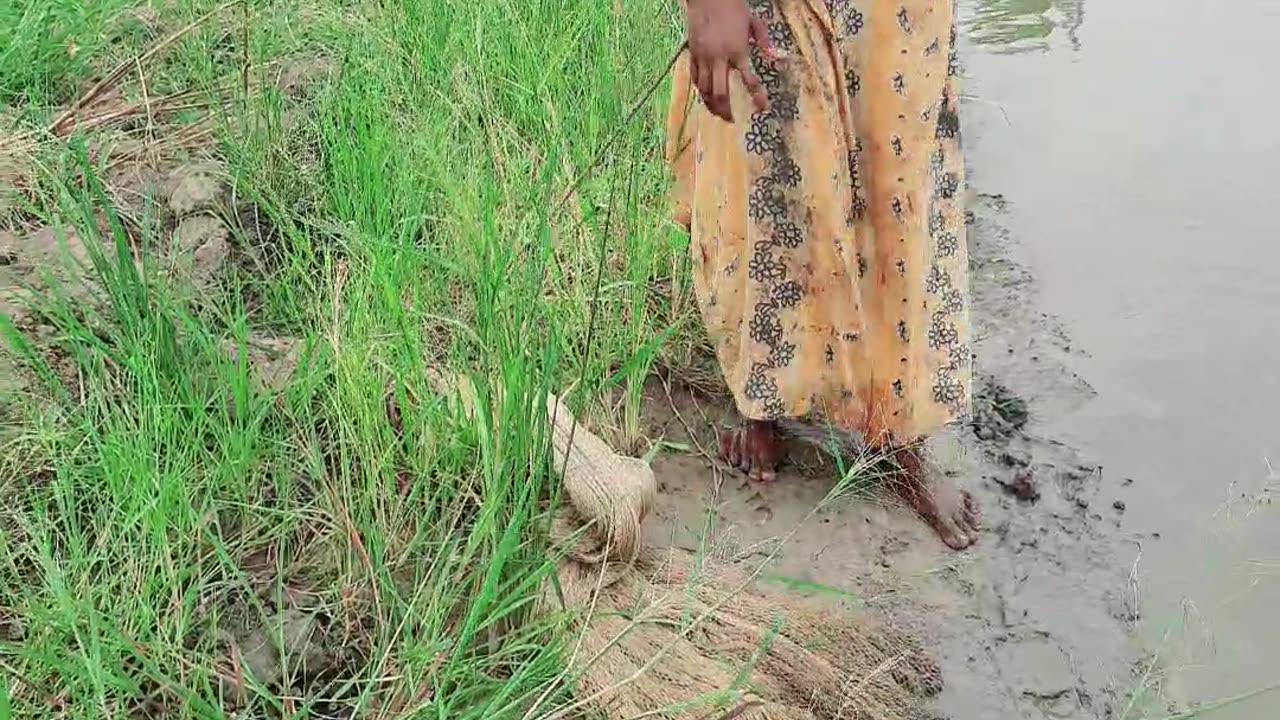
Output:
(957, 0), (1280, 713)
(641, 191), (1143, 719)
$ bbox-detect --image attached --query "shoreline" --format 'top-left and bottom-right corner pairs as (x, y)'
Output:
(642, 189), (1144, 719)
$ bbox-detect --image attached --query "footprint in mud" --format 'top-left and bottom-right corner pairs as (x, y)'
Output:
(891, 643), (946, 699)
(751, 498), (775, 524)
(737, 479), (775, 524)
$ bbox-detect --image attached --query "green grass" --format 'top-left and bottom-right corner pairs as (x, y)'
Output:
(1, 0), (700, 716)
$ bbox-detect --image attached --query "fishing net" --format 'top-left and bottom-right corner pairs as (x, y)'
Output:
(432, 371), (939, 719)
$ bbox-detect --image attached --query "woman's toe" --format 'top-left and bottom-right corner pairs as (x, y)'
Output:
(720, 430), (741, 467)
(963, 492), (981, 529)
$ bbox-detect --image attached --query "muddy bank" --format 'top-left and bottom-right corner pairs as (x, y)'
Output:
(958, 0), (1280, 713)
(640, 191), (1142, 719)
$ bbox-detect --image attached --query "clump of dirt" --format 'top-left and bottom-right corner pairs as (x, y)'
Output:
(163, 161), (226, 216)
(972, 376), (1029, 442)
(170, 214), (231, 286)
(214, 606), (337, 706)
(997, 469), (1040, 503)
(0, 224), (110, 399)
(271, 55), (338, 103)
(1, 225), (97, 322)
(224, 333), (302, 393)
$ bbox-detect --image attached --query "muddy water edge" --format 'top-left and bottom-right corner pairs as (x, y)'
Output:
(960, 0), (1280, 716)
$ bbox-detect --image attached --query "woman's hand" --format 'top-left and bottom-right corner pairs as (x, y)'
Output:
(683, 0), (778, 122)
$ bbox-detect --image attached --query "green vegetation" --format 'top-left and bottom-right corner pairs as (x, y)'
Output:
(0, 0), (699, 715)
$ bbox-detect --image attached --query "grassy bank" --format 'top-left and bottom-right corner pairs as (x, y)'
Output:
(1, 0), (699, 715)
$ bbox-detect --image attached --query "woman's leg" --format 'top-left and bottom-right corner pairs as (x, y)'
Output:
(892, 444), (980, 550)
(768, 421), (980, 550)
(719, 419), (785, 482)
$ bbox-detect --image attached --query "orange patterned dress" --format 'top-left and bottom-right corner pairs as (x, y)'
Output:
(666, 0), (970, 447)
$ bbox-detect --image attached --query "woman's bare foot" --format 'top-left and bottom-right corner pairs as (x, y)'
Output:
(892, 446), (980, 550)
(720, 419), (784, 482)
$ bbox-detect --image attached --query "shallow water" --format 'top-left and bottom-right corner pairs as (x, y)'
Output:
(961, 0), (1280, 715)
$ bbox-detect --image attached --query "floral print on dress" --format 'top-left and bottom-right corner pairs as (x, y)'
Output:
(846, 68), (862, 98)
(775, 220), (804, 248)
(773, 155), (803, 187)
(896, 6), (912, 32)
(667, 0), (971, 443)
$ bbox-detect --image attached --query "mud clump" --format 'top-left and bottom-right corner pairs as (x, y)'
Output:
(202, 592), (368, 717)
(159, 162), (237, 290)
(162, 161), (226, 217)
(170, 214), (231, 289)
(223, 334), (302, 393)
(0, 223), (115, 375)
(999, 448), (1031, 468)
(997, 470), (1040, 503)
(221, 608), (333, 699)
(0, 226), (93, 401)
(972, 377), (1029, 442)
(272, 56), (338, 101)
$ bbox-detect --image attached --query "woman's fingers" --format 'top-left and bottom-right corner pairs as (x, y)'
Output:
(693, 55), (711, 107)
(691, 55), (717, 120)
(734, 52), (768, 113)
(690, 5), (782, 123)
(748, 15), (784, 61)
(709, 58), (732, 121)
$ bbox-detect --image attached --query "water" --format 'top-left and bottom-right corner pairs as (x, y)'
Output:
(960, 0), (1280, 715)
